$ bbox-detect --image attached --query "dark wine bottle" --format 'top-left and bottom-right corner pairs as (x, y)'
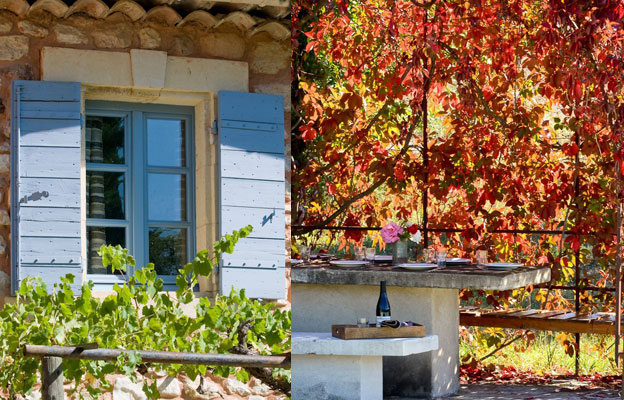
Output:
(376, 280), (391, 327)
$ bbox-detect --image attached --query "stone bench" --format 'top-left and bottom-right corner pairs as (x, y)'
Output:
(292, 332), (439, 400)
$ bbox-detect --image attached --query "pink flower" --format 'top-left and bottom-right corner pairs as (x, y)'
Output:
(380, 222), (404, 243)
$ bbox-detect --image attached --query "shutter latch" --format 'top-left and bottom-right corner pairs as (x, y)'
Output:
(19, 191), (49, 204)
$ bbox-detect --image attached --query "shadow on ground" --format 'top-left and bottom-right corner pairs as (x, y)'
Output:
(437, 383), (620, 399)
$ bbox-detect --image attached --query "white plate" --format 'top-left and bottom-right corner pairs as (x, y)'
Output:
(484, 262), (523, 270)
(329, 260), (368, 267)
(291, 259), (303, 264)
(374, 255), (393, 262)
(397, 263), (437, 271)
(444, 258), (471, 264)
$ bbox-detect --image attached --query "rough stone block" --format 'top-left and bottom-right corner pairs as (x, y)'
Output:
(250, 42), (288, 74)
(18, 20), (48, 38)
(249, 378), (271, 396)
(0, 15), (12, 33)
(138, 27), (160, 49)
(171, 35), (194, 56)
(156, 377), (181, 398)
(0, 271), (8, 297)
(0, 36), (28, 61)
(0, 154), (8, 173)
(92, 23), (133, 48)
(224, 378), (251, 397)
(200, 33), (245, 59)
(54, 24), (87, 45)
(112, 376), (146, 400)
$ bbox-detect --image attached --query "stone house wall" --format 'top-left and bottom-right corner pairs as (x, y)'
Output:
(0, 2), (291, 304)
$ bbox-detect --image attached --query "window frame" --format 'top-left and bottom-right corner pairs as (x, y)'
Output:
(85, 101), (196, 287)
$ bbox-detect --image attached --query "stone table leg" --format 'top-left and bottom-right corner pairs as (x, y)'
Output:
(292, 354), (382, 400)
(292, 283), (460, 398)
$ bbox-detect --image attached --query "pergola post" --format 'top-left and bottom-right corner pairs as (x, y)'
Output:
(41, 356), (64, 400)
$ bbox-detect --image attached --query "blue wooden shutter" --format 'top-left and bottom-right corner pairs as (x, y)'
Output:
(218, 91), (285, 299)
(11, 81), (83, 294)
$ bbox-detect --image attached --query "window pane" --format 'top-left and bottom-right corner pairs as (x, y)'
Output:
(86, 116), (124, 164)
(87, 227), (126, 274)
(149, 228), (187, 275)
(147, 118), (186, 167)
(87, 172), (125, 219)
(148, 173), (186, 221)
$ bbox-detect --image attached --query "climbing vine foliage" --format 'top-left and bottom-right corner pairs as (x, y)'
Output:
(0, 226), (291, 399)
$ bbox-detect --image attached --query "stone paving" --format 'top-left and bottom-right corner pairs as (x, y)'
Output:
(438, 383), (620, 399)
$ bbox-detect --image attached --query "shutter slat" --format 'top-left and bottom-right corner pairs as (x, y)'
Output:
(19, 266), (82, 292)
(11, 80), (83, 294)
(19, 82), (81, 101)
(232, 238), (285, 255)
(20, 119), (82, 147)
(221, 150), (284, 181)
(219, 267), (285, 300)
(220, 127), (284, 153)
(18, 178), (80, 208)
(218, 91), (283, 124)
(221, 178), (283, 208)
(221, 206), (285, 239)
(20, 211), (81, 237)
(20, 147), (81, 178)
(218, 90), (285, 299)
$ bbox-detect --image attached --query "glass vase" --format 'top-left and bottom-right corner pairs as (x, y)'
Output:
(392, 239), (409, 265)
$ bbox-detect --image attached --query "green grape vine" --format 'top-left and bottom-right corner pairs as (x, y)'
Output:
(0, 226), (291, 399)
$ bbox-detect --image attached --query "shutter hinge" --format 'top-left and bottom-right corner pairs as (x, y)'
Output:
(212, 120), (218, 135)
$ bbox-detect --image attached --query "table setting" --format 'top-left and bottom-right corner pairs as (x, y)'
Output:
(292, 221), (531, 274)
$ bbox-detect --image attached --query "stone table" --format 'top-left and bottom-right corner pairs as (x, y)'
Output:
(291, 262), (551, 399)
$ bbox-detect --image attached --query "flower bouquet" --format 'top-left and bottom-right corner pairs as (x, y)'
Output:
(380, 222), (421, 264)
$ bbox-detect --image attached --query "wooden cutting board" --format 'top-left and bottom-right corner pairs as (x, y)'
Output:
(331, 324), (426, 340)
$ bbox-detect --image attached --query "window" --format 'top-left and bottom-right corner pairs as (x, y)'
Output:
(12, 81), (285, 298)
(85, 102), (195, 285)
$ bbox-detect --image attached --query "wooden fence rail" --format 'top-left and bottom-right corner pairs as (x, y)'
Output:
(23, 344), (291, 400)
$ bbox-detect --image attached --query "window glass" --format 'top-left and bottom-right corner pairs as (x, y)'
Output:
(86, 116), (124, 164)
(86, 105), (193, 280)
(148, 173), (187, 221)
(147, 119), (186, 167)
(87, 227), (126, 274)
(86, 171), (125, 219)
(149, 228), (187, 276)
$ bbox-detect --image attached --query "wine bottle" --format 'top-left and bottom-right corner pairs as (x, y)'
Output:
(376, 280), (391, 327)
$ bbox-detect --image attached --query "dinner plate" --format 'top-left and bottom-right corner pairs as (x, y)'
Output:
(329, 260), (368, 267)
(484, 262), (523, 270)
(444, 258), (471, 265)
(374, 255), (393, 262)
(397, 263), (437, 271)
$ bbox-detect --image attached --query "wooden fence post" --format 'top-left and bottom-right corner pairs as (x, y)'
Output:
(41, 356), (64, 400)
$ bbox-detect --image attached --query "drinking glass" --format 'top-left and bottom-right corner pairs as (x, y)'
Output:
(437, 248), (447, 268)
(423, 248), (436, 263)
(476, 250), (488, 266)
(300, 245), (310, 262)
(355, 246), (365, 260)
(365, 247), (376, 261)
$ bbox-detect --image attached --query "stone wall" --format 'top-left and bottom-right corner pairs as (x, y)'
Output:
(0, 7), (291, 304)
